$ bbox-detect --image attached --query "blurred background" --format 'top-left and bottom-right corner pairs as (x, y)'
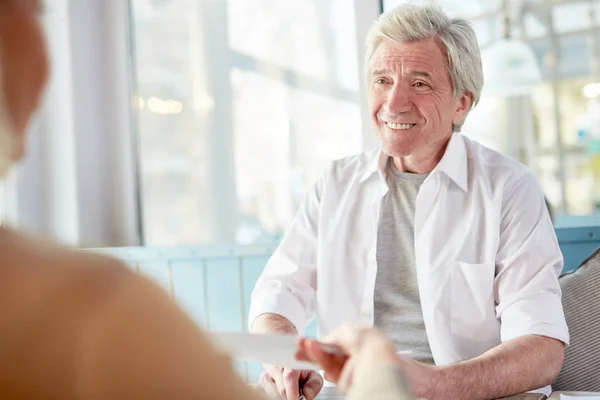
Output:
(1, 0), (598, 248)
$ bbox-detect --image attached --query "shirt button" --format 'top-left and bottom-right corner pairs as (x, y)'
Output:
(362, 311), (372, 318)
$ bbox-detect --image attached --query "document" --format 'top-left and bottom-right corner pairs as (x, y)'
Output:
(211, 332), (319, 370)
(211, 331), (435, 370)
(560, 395), (600, 400)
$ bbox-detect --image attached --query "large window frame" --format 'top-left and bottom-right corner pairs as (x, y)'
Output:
(128, 0), (382, 245)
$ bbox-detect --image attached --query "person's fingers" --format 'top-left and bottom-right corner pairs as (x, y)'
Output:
(263, 364), (283, 379)
(321, 324), (366, 354)
(295, 338), (311, 362)
(336, 355), (357, 394)
(304, 339), (346, 383)
(272, 369), (286, 399)
(295, 350), (310, 362)
(300, 370), (324, 400)
(258, 372), (281, 399)
(263, 365), (287, 399)
(281, 368), (301, 400)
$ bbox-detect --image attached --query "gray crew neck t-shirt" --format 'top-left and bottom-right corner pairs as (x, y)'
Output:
(373, 159), (434, 364)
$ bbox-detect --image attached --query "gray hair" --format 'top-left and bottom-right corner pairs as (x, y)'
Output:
(365, 4), (483, 132)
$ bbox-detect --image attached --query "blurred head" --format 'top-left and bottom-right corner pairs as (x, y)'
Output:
(0, 0), (48, 176)
(365, 5), (483, 160)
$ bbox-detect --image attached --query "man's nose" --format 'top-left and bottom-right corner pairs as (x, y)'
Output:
(385, 84), (412, 114)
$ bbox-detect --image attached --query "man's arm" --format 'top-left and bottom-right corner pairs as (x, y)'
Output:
(251, 313), (297, 334)
(248, 170), (326, 335)
(251, 313), (324, 400)
(423, 334), (563, 400)
(402, 173), (567, 400)
(418, 171), (564, 399)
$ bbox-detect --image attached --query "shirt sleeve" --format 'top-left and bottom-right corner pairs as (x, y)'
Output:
(248, 169), (326, 334)
(495, 171), (569, 345)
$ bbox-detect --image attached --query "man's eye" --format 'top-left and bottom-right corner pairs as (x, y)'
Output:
(375, 78), (386, 84)
(415, 81), (427, 87)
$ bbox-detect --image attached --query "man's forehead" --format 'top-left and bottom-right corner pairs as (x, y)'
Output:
(368, 39), (447, 75)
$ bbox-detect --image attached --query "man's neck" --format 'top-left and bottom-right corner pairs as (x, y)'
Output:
(391, 138), (450, 174)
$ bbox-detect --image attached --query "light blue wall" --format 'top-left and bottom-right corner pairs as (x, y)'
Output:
(557, 225), (600, 273)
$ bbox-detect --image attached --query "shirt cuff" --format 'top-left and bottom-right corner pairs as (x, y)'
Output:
(500, 295), (570, 346)
(248, 288), (310, 334)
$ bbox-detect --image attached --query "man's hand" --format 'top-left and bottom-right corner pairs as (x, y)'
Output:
(251, 314), (323, 398)
(257, 365), (323, 400)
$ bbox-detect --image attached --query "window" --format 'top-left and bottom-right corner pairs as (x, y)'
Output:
(130, 0), (363, 245)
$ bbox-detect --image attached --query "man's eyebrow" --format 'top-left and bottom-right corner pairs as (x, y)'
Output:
(369, 68), (434, 79)
(370, 68), (391, 76)
(409, 70), (433, 79)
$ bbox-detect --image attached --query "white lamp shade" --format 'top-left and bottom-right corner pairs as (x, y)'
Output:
(481, 38), (542, 97)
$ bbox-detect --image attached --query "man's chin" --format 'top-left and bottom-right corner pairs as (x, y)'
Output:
(381, 140), (419, 158)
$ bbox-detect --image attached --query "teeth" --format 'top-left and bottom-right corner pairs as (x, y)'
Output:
(387, 122), (414, 130)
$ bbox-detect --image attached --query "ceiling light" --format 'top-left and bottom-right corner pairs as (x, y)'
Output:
(481, 38), (542, 97)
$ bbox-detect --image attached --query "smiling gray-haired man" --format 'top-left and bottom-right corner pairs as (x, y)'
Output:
(251, 4), (568, 400)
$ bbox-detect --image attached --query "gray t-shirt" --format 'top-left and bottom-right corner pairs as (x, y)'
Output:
(373, 159), (434, 365)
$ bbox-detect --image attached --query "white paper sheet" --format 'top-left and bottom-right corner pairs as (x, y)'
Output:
(560, 395), (600, 400)
(211, 332), (319, 370)
(211, 331), (437, 371)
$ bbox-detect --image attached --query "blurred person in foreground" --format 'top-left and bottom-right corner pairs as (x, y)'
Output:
(0, 1), (256, 398)
(0, 1), (415, 400)
(250, 3), (568, 400)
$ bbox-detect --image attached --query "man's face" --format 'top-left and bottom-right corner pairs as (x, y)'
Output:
(0, 0), (48, 161)
(367, 38), (471, 159)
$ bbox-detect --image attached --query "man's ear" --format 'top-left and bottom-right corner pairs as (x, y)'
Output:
(452, 91), (473, 125)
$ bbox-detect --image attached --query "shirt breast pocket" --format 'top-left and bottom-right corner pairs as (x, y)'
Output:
(450, 261), (500, 341)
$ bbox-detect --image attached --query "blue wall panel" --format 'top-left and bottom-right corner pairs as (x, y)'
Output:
(556, 226), (600, 273)
(241, 255), (270, 329)
(172, 260), (208, 328)
(205, 257), (243, 332)
(241, 255), (271, 383)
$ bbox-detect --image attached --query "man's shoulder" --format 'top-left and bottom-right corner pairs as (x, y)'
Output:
(462, 135), (532, 182)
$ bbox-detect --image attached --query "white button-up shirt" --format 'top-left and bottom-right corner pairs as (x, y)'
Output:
(249, 133), (569, 367)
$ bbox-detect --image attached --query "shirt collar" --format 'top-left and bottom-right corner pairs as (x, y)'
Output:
(359, 133), (468, 192)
